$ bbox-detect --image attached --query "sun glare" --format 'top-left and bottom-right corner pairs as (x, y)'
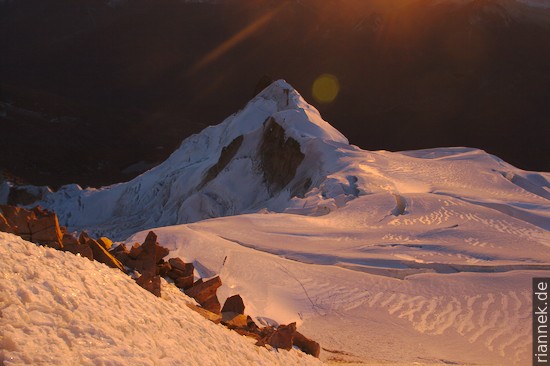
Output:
(312, 74), (340, 104)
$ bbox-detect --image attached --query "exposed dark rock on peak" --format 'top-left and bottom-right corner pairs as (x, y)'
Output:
(200, 135), (244, 189)
(260, 118), (305, 193)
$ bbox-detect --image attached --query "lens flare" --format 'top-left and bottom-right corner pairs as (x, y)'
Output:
(312, 74), (340, 104)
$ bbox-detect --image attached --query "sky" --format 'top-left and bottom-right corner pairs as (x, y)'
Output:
(1, 0), (549, 187)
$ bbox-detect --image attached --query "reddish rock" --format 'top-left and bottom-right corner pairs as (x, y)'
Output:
(168, 257), (194, 277)
(0, 205), (33, 239)
(78, 231), (90, 245)
(185, 276), (222, 314)
(97, 237), (113, 250)
(110, 243), (129, 254)
(128, 243), (143, 259)
(246, 316), (259, 332)
(63, 242), (94, 261)
(62, 233), (78, 246)
(293, 331), (321, 358)
(174, 275), (194, 290)
(167, 267), (186, 280)
(186, 303), (222, 324)
(88, 238), (125, 272)
(129, 231), (170, 276)
(221, 294), (245, 315)
(233, 328), (262, 340)
(110, 243), (130, 267)
(185, 276), (222, 304)
(0, 212), (14, 233)
(29, 207), (63, 249)
(201, 296), (221, 314)
(158, 261), (172, 277)
(221, 312), (248, 328)
(136, 273), (161, 297)
(193, 278), (203, 287)
(257, 323), (297, 350)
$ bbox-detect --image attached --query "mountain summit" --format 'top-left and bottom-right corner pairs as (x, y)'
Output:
(33, 80), (356, 239)
(25, 80), (550, 241)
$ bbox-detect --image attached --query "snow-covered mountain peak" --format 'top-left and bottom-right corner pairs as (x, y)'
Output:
(210, 79), (348, 148)
(30, 80), (353, 239)
(20, 79), (550, 242)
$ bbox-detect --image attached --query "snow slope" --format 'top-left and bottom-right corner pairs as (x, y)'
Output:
(0, 232), (321, 366)
(127, 186), (550, 365)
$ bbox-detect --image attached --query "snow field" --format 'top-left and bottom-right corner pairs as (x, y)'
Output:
(0, 232), (321, 366)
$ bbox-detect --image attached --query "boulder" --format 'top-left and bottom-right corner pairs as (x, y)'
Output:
(185, 276), (222, 314)
(97, 237), (113, 250)
(0, 212), (14, 233)
(185, 303), (221, 324)
(62, 233), (78, 246)
(167, 267), (186, 280)
(136, 273), (161, 297)
(63, 242), (93, 261)
(221, 312), (248, 328)
(157, 261), (172, 277)
(193, 278), (203, 286)
(110, 243), (129, 254)
(256, 323), (297, 351)
(185, 276), (222, 304)
(293, 331), (321, 358)
(78, 231), (90, 245)
(201, 296), (221, 314)
(28, 207), (62, 249)
(221, 294), (245, 315)
(128, 243), (143, 259)
(174, 275), (194, 290)
(168, 257), (194, 277)
(88, 238), (125, 272)
(0, 205), (33, 239)
(130, 231), (170, 276)
(111, 244), (130, 267)
(233, 328), (262, 341)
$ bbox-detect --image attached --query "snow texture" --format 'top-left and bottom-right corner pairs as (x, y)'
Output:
(0, 232), (321, 366)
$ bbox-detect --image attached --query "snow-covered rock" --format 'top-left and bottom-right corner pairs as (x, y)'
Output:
(0, 232), (321, 366)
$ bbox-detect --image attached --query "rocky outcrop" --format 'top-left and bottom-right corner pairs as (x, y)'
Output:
(257, 322), (297, 350)
(0, 212), (14, 233)
(88, 238), (125, 272)
(28, 206), (63, 249)
(293, 331), (321, 358)
(185, 276), (222, 314)
(260, 118), (304, 193)
(221, 294), (245, 314)
(0, 205), (62, 248)
(98, 237), (113, 250)
(63, 240), (93, 261)
(136, 273), (162, 297)
(200, 135), (244, 189)
(0, 205), (321, 357)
